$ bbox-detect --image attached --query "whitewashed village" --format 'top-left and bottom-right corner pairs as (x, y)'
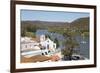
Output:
(21, 33), (62, 63)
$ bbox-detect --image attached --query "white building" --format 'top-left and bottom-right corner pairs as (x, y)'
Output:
(39, 35), (56, 55)
(21, 37), (40, 51)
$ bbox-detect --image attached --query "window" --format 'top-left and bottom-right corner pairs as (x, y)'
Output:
(42, 53), (44, 55)
(45, 52), (48, 55)
(53, 45), (55, 48)
(47, 40), (49, 42)
(47, 44), (49, 49)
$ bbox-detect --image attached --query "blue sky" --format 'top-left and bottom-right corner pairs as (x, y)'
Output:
(21, 10), (89, 22)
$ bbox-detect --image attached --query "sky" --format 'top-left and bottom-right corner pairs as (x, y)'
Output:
(21, 10), (89, 23)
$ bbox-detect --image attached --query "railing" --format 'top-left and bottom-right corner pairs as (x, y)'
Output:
(21, 48), (61, 57)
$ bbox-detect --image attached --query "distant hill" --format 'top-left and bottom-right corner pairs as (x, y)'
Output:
(21, 20), (69, 27)
(21, 17), (89, 32)
(70, 17), (89, 30)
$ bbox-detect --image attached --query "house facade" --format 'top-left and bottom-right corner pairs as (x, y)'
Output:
(21, 37), (40, 51)
(39, 35), (56, 55)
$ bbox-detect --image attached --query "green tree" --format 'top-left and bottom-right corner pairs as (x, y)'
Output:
(26, 25), (37, 32)
(54, 38), (59, 48)
(21, 28), (26, 37)
(62, 29), (79, 60)
(25, 32), (36, 38)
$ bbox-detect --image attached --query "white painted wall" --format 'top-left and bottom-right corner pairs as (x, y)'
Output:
(0, 0), (100, 73)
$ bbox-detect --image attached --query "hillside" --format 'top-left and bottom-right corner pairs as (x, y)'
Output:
(21, 17), (89, 29)
(21, 20), (69, 28)
(70, 17), (89, 30)
(21, 17), (89, 36)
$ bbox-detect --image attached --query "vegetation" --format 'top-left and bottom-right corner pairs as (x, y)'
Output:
(62, 29), (80, 60)
(21, 17), (89, 60)
(54, 38), (59, 48)
(25, 32), (36, 38)
(21, 22), (39, 37)
(45, 34), (51, 39)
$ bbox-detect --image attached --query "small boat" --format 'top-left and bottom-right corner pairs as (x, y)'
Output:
(71, 54), (87, 60)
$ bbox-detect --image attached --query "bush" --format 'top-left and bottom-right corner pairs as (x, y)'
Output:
(25, 32), (36, 38)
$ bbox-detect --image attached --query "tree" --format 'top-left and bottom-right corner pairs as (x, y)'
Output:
(26, 25), (37, 32)
(45, 34), (51, 39)
(21, 28), (26, 37)
(25, 32), (36, 38)
(62, 29), (79, 60)
(54, 38), (59, 48)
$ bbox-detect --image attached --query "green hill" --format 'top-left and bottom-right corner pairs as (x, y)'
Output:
(21, 17), (89, 37)
(70, 17), (89, 31)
